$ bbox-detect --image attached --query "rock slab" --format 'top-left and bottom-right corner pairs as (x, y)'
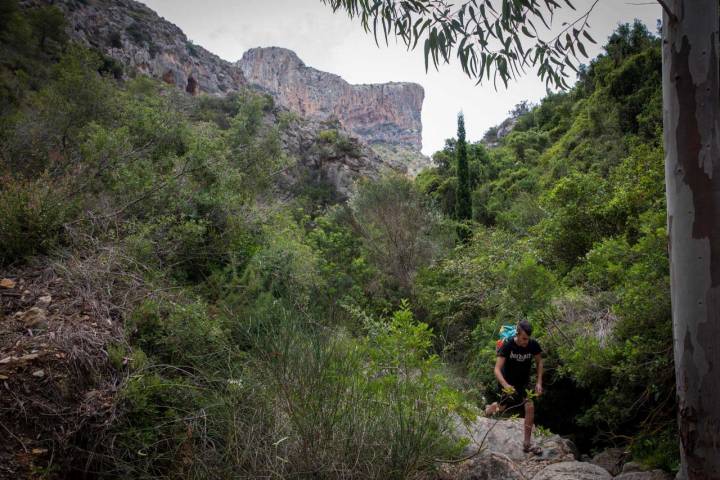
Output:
(456, 416), (576, 462)
(615, 471), (674, 480)
(590, 447), (627, 476)
(443, 416), (577, 480)
(531, 460), (612, 480)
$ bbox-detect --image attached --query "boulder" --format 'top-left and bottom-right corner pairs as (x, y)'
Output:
(615, 471), (673, 480)
(621, 462), (645, 474)
(442, 416), (578, 479)
(454, 416), (576, 462)
(439, 452), (525, 480)
(532, 461), (612, 480)
(590, 447), (627, 476)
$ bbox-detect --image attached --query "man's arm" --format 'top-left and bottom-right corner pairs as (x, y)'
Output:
(534, 353), (543, 395)
(494, 356), (513, 390)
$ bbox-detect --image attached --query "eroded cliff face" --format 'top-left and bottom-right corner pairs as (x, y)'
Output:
(238, 47), (424, 152)
(34, 0), (246, 94)
(279, 114), (385, 200)
(30, 0), (429, 185)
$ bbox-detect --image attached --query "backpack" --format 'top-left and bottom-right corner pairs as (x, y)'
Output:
(495, 324), (516, 352)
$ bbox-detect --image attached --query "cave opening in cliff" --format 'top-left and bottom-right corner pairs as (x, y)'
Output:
(186, 76), (198, 95)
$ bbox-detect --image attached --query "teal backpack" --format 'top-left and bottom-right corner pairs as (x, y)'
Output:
(495, 324), (516, 352)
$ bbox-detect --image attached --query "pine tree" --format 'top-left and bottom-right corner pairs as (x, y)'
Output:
(455, 112), (471, 222)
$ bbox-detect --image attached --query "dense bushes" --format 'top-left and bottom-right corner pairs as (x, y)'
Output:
(415, 21), (676, 470)
(349, 174), (452, 296)
(110, 296), (467, 479)
(0, 175), (77, 265)
(1, 3), (677, 476)
(1, 6), (472, 477)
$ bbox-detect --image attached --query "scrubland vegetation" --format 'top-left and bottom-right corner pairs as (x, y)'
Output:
(0, 3), (674, 477)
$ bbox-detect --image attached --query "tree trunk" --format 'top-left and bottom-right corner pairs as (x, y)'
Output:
(663, 1), (720, 478)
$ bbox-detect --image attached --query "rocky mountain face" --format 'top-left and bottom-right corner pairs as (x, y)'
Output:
(238, 47), (423, 150)
(276, 112), (386, 199)
(238, 47), (431, 176)
(29, 0), (247, 95)
(26, 0), (430, 190)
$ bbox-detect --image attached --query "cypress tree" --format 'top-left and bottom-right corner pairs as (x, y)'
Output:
(455, 112), (471, 221)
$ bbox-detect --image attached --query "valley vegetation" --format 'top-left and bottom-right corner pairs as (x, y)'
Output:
(0, 2), (675, 478)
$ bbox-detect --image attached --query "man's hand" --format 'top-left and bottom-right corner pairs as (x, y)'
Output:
(535, 383), (543, 396)
(502, 384), (516, 395)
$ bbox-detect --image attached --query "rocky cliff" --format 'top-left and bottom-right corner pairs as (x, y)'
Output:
(26, 0), (246, 95)
(238, 47), (424, 151)
(27, 0), (429, 181)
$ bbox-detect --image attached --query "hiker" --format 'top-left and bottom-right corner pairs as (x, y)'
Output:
(484, 319), (544, 455)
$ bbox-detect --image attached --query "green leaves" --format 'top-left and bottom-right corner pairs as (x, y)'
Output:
(583, 29), (597, 44)
(323, 0), (600, 90)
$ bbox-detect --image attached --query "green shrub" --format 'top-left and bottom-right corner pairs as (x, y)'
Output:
(125, 21), (151, 46)
(0, 175), (76, 265)
(2, 47), (118, 175)
(306, 206), (383, 319)
(532, 172), (612, 271)
(350, 174), (452, 294)
(239, 216), (324, 311)
(226, 90), (286, 192)
(26, 4), (67, 53)
(127, 298), (230, 368)
(186, 40), (199, 57)
(233, 300), (468, 478)
(316, 128), (361, 157)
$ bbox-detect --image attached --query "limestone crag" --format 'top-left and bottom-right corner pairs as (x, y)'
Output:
(26, 0), (429, 187)
(278, 113), (385, 199)
(27, 0), (246, 95)
(238, 47), (424, 151)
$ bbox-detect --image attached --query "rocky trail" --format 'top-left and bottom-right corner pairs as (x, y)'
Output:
(443, 417), (674, 480)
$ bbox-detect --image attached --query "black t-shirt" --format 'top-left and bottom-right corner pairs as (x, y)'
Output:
(497, 337), (542, 387)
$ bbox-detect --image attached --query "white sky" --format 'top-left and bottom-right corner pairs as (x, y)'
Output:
(141, 0), (662, 155)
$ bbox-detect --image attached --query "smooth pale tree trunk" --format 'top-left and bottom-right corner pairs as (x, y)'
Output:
(662, 1), (720, 478)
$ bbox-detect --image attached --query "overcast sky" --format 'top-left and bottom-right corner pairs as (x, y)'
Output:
(141, 0), (661, 155)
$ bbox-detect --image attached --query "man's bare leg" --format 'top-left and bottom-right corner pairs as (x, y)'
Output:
(523, 400), (541, 454)
(484, 402), (505, 416)
(523, 400), (534, 444)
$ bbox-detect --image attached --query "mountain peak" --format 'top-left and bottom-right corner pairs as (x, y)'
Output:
(241, 47), (306, 69)
(237, 46), (425, 152)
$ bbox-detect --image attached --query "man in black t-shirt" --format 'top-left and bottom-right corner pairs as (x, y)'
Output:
(484, 319), (544, 455)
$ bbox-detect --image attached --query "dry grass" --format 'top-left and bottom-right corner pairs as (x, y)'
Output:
(0, 241), (152, 479)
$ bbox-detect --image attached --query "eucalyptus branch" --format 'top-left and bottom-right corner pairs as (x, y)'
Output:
(323, 0), (603, 89)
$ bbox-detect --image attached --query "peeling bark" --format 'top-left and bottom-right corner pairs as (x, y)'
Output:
(663, 1), (720, 478)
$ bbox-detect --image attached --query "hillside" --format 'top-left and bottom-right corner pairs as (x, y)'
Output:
(24, 0), (429, 178)
(416, 20), (673, 470)
(0, 1), (677, 479)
